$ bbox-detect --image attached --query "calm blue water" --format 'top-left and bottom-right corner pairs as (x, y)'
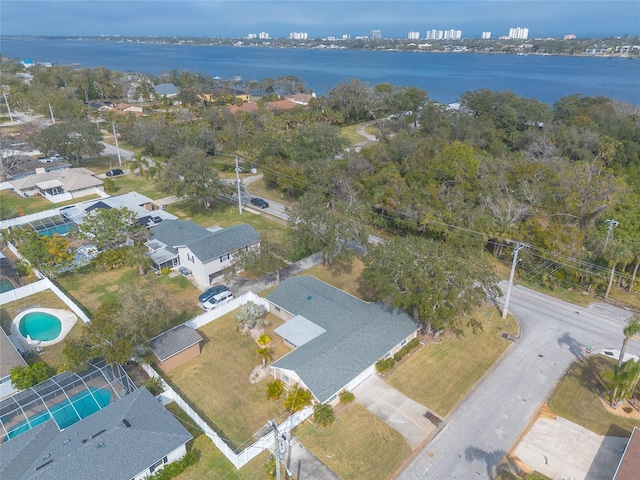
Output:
(2, 38), (639, 104)
(18, 311), (62, 341)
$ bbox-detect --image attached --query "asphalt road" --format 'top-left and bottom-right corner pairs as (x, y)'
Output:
(396, 283), (639, 480)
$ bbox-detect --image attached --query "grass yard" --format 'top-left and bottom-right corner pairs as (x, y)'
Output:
(303, 258), (370, 299)
(166, 403), (273, 480)
(294, 403), (411, 480)
(243, 176), (297, 208)
(108, 173), (166, 200)
(166, 312), (289, 449)
(0, 190), (100, 220)
(340, 123), (368, 146)
(387, 304), (517, 416)
(548, 355), (640, 436)
(167, 198), (290, 241)
(57, 265), (201, 322)
(0, 291), (87, 371)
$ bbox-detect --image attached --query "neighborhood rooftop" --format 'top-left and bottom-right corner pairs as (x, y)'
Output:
(149, 324), (203, 362)
(0, 388), (192, 480)
(268, 276), (418, 403)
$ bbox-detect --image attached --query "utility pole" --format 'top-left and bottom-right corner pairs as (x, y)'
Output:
(603, 219), (619, 250)
(502, 243), (526, 319)
(112, 122), (122, 167)
(270, 420), (281, 480)
(2, 91), (14, 122)
(48, 104), (55, 124)
(235, 155), (243, 214)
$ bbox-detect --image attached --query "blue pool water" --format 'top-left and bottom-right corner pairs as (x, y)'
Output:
(0, 279), (13, 293)
(3, 388), (112, 440)
(37, 223), (76, 237)
(18, 311), (62, 341)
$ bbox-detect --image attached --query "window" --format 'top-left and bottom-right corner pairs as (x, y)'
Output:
(219, 253), (230, 262)
(400, 339), (407, 347)
(384, 352), (391, 359)
(163, 456), (168, 464)
(275, 306), (281, 312)
(281, 373), (290, 384)
(328, 394), (337, 403)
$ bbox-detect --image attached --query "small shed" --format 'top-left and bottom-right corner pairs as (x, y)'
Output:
(149, 325), (203, 372)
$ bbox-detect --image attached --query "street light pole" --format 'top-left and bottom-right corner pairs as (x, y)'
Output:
(270, 420), (281, 480)
(48, 104), (56, 124)
(502, 243), (526, 319)
(235, 155), (243, 214)
(2, 91), (14, 122)
(112, 122), (123, 167)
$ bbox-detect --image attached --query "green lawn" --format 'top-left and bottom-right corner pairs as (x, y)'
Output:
(294, 404), (411, 480)
(548, 355), (640, 436)
(0, 190), (100, 220)
(166, 312), (289, 449)
(387, 304), (517, 416)
(108, 173), (166, 200)
(166, 403), (273, 480)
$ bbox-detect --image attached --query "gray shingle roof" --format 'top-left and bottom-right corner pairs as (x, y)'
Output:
(149, 220), (259, 264)
(154, 83), (180, 96)
(0, 388), (192, 480)
(150, 325), (203, 362)
(268, 276), (419, 403)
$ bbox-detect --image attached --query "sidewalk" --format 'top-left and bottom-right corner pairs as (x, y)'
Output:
(283, 437), (341, 480)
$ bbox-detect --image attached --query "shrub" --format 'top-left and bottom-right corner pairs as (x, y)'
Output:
(313, 403), (335, 427)
(266, 379), (285, 400)
(10, 362), (50, 389)
(339, 390), (355, 404)
(93, 248), (128, 270)
(283, 384), (313, 412)
(147, 451), (197, 480)
(161, 267), (172, 275)
(375, 358), (396, 373)
(393, 338), (422, 363)
(142, 376), (165, 396)
(15, 260), (31, 277)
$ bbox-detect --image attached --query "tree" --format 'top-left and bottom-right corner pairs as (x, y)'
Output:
(363, 236), (500, 332)
(282, 384), (313, 413)
(129, 152), (149, 177)
(287, 190), (368, 266)
(32, 118), (104, 166)
(255, 346), (273, 367)
(157, 146), (226, 208)
(10, 228), (74, 278)
(78, 207), (145, 250)
(224, 236), (288, 285)
(125, 244), (153, 277)
(234, 301), (269, 334)
(618, 317), (640, 370)
(10, 362), (50, 390)
(313, 403), (335, 427)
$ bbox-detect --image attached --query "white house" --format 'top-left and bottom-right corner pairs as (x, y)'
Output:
(266, 276), (420, 404)
(8, 168), (103, 203)
(145, 220), (260, 288)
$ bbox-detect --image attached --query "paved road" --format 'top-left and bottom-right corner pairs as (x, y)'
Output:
(396, 283), (639, 480)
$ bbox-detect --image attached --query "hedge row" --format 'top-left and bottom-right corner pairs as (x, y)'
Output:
(147, 451), (197, 480)
(393, 338), (420, 362)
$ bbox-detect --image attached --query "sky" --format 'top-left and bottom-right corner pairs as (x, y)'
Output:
(2, 1), (639, 39)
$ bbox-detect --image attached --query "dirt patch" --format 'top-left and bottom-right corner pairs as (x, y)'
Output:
(598, 396), (640, 420)
(249, 365), (271, 384)
(538, 404), (557, 420)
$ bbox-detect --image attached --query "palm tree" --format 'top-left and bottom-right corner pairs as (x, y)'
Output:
(126, 244), (152, 277)
(255, 346), (273, 367)
(618, 317), (640, 370)
(129, 152), (149, 177)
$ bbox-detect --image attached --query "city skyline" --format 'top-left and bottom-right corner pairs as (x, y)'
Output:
(2, 1), (639, 39)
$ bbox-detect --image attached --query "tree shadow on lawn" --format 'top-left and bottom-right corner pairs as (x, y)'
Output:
(572, 355), (612, 397)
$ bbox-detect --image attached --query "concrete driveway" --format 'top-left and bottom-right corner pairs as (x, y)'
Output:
(512, 414), (628, 480)
(353, 374), (437, 449)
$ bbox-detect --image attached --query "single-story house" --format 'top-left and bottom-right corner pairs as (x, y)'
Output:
(285, 93), (315, 106)
(8, 168), (103, 203)
(0, 329), (26, 400)
(0, 387), (192, 480)
(613, 427), (640, 480)
(149, 324), (203, 372)
(4, 157), (71, 181)
(60, 192), (176, 227)
(201, 86), (251, 103)
(154, 83), (180, 99)
(145, 220), (260, 288)
(266, 276), (420, 404)
(265, 99), (299, 111)
(227, 102), (260, 114)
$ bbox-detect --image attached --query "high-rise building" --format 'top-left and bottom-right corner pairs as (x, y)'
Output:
(443, 29), (462, 40)
(289, 32), (308, 40)
(408, 31), (420, 40)
(259, 32), (270, 39)
(508, 27), (529, 40)
(426, 29), (444, 40)
(247, 33), (257, 40)
(482, 32), (491, 39)
(342, 34), (351, 40)
(371, 29), (382, 40)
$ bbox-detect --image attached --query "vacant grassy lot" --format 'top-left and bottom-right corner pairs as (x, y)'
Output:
(57, 265), (201, 322)
(548, 355), (640, 436)
(167, 312), (289, 449)
(387, 304), (517, 416)
(294, 403), (411, 480)
(166, 403), (272, 480)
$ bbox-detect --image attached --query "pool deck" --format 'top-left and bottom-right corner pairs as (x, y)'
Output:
(10, 307), (78, 351)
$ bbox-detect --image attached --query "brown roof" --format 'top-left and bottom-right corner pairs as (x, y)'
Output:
(614, 427), (640, 480)
(266, 99), (298, 111)
(228, 102), (260, 114)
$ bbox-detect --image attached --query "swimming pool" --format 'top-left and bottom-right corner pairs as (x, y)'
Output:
(3, 387), (112, 440)
(0, 279), (13, 293)
(11, 308), (78, 348)
(36, 223), (76, 237)
(18, 311), (62, 341)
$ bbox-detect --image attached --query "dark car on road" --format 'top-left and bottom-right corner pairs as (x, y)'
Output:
(198, 285), (230, 303)
(250, 197), (269, 209)
(106, 168), (124, 177)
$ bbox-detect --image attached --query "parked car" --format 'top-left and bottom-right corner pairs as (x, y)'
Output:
(178, 266), (192, 276)
(106, 168), (124, 177)
(250, 197), (269, 209)
(202, 291), (234, 310)
(198, 285), (229, 303)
